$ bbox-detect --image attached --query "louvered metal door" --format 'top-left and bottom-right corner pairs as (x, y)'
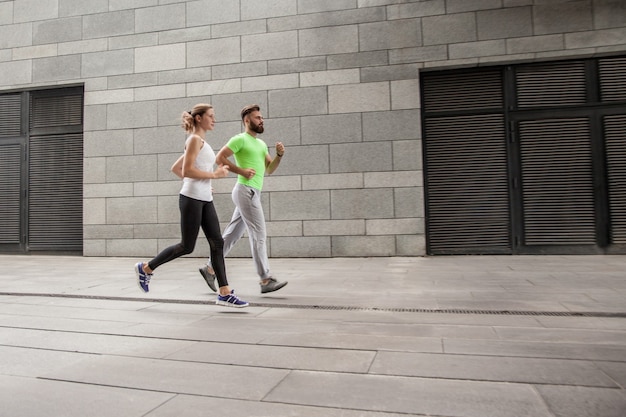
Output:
(0, 88), (83, 254)
(27, 89), (83, 252)
(604, 115), (626, 244)
(0, 144), (22, 247)
(422, 56), (626, 255)
(425, 115), (510, 253)
(423, 70), (511, 254)
(28, 134), (83, 250)
(599, 56), (626, 250)
(518, 118), (596, 245)
(0, 94), (25, 252)
(512, 57), (626, 253)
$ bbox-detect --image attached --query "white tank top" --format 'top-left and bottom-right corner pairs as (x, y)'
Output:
(180, 140), (215, 202)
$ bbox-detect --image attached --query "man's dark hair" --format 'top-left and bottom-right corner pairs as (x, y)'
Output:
(241, 104), (260, 120)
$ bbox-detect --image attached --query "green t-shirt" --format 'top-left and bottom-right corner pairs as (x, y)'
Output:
(226, 132), (269, 190)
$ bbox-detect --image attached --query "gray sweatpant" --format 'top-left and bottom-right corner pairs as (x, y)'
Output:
(222, 182), (271, 279)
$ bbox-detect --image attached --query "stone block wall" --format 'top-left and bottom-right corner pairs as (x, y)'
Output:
(0, 0), (625, 257)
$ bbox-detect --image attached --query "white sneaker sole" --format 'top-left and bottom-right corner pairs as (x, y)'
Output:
(215, 300), (249, 308)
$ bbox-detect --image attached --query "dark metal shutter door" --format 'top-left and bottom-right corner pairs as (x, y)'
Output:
(424, 114), (510, 254)
(28, 134), (83, 250)
(0, 144), (22, 244)
(0, 94), (23, 246)
(519, 118), (596, 245)
(28, 91), (83, 252)
(604, 115), (626, 244)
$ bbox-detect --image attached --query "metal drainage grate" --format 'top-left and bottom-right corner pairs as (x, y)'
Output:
(2, 292), (625, 318)
(251, 303), (626, 317)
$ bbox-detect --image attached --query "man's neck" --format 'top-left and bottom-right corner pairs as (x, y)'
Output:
(245, 129), (257, 138)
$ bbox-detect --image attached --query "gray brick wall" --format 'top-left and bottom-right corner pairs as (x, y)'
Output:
(1, 0), (625, 257)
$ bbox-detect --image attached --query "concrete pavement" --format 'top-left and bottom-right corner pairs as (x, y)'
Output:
(0, 254), (625, 416)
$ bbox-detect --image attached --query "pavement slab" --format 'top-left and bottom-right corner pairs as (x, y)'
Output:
(536, 385), (626, 417)
(41, 355), (290, 401)
(144, 395), (418, 417)
(264, 370), (553, 417)
(0, 345), (94, 377)
(444, 338), (626, 361)
(595, 361), (626, 389)
(165, 341), (377, 373)
(493, 325), (626, 344)
(369, 351), (618, 387)
(0, 327), (196, 358)
(0, 375), (173, 417)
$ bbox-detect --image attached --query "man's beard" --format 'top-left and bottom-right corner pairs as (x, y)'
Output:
(250, 120), (264, 134)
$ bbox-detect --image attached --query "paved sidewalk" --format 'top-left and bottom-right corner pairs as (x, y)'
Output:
(1, 254), (625, 416)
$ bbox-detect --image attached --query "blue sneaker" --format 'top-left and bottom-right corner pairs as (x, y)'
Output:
(216, 290), (249, 308)
(135, 262), (151, 293)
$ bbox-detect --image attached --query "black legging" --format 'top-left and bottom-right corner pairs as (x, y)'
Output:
(148, 194), (228, 288)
